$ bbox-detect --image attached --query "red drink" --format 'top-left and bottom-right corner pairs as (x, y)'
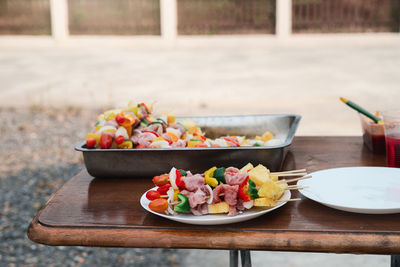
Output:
(385, 136), (400, 167)
(363, 132), (386, 154)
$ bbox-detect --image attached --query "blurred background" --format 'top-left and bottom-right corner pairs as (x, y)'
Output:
(0, 0), (399, 266)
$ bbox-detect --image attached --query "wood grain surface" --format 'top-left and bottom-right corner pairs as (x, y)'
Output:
(27, 136), (400, 254)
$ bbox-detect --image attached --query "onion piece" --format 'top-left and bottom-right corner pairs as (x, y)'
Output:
(205, 185), (213, 204)
(243, 200), (254, 209)
(115, 126), (129, 139)
(169, 167), (178, 189)
(149, 140), (170, 148)
(166, 186), (175, 204)
(166, 205), (175, 215)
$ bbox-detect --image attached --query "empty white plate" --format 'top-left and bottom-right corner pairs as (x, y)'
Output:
(298, 167), (400, 214)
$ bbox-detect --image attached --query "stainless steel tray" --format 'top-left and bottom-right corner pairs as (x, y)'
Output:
(75, 114), (301, 178)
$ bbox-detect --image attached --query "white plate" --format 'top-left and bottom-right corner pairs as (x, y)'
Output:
(298, 167), (400, 214)
(140, 187), (291, 225)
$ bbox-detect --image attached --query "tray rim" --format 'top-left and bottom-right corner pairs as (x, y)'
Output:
(75, 113), (301, 152)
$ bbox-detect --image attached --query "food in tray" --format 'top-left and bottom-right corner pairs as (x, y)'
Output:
(85, 101), (280, 149)
(144, 163), (308, 217)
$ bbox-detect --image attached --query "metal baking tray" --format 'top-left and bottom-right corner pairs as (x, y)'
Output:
(75, 114), (301, 178)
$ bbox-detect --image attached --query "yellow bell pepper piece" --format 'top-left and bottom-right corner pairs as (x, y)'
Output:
(117, 140), (133, 149)
(153, 136), (165, 142)
(204, 167), (218, 187)
(187, 140), (201, 147)
(167, 132), (178, 142)
(173, 189), (180, 201)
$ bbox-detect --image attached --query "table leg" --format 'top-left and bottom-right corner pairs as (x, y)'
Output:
(392, 255), (400, 267)
(230, 250), (239, 267)
(240, 250), (252, 267)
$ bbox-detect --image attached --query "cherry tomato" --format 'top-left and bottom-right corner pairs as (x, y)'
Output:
(86, 137), (96, 148)
(115, 114), (125, 124)
(100, 132), (113, 149)
(136, 144), (146, 149)
(146, 190), (161, 200)
(157, 184), (171, 195)
(115, 135), (125, 144)
(152, 174), (170, 186)
(148, 198), (168, 213)
(195, 143), (208, 147)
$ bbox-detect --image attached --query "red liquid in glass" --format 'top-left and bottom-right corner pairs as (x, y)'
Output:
(385, 136), (400, 167)
(363, 132), (386, 154)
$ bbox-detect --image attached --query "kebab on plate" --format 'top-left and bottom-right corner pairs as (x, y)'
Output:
(145, 163), (308, 216)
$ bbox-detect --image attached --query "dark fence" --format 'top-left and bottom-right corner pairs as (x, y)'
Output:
(68, 0), (160, 35)
(292, 0), (400, 33)
(0, 0), (51, 35)
(178, 0), (276, 34)
(1, 0), (399, 35)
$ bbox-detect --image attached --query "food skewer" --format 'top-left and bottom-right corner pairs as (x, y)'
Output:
(147, 163), (308, 216)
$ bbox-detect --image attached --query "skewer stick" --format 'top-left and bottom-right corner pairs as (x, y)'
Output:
(271, 169), (306, 176)
(270, 173), (308, 178)
(277, 175), (312, 184)
(276, 198), (301, 202)
(285, 185), (309, 190)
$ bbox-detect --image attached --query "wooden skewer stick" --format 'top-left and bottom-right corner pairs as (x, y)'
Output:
(272, 172), (308, 177)
(276, 198), (301, 202)
(271, 169), (306, 175)
(285, 185), (309, 190)
(277, 175), (312, 184)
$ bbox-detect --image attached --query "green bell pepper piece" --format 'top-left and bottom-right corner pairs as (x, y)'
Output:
(174, 193), (191, 213)
(177, 122), (188, 131)
(248, 179), (259, 200)
(213, 167), (226, 184)
(156, 117), (167, 125)
(179, 169), (187, 176)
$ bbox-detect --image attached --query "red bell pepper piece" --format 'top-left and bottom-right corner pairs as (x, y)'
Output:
(157, 184), (171, 195)
(175, 169), (185, 190)
(238, 176), (250, 202)
(140, 103), (152, 114)
(143, 130), (159, 137)
(224, 137), (240, 147)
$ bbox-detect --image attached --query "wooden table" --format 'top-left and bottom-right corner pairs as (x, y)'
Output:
(28, 137), (400, 266)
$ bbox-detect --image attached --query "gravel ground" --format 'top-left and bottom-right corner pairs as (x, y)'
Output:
(0, 106), (184, 267)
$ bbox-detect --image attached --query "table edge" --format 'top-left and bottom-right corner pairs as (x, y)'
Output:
(28, 214), (400, 254)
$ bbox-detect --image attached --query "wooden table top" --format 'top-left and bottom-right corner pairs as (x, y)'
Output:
(28, 136), (400, 254)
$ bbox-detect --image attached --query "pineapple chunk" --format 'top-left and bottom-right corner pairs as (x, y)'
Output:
(258, 180), (284, 200)
(208, 201), (229, 214)
(254, 198), (276, 207)
(181, 120), (198, 134)
(270, 175), (278, 182)
(248, 164), (271, 186)
(240, 163), (254, 173)
(261, 131), (274, 142)
(166, 113), (176, 125)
